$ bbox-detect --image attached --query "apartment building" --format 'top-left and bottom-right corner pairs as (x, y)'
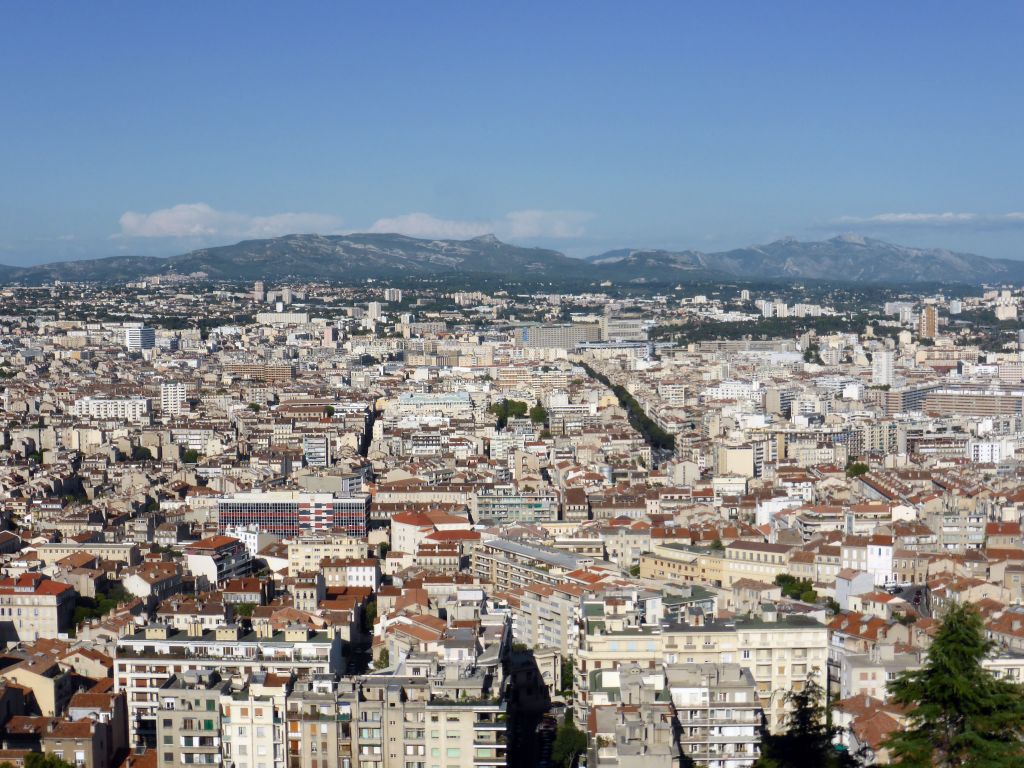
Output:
(286, 534), (368, 575)
(321, 558), (382, 591)
(156, 671), (230, 768)
(217, 491), (370, 538)
(577, 608), (827, 734)
(184, 536), (253, 588)
(474, 486), (559, 524)
(0, 573), (76, 642)
(668, 663), (763, 768)
(72, 396), (151, 423)
(505, 581), (584, 656)
(285, 669), (508, 768)
(160, 382), (189, 416)
(116, 623), (344, 747)
(471, 538), (590, 592)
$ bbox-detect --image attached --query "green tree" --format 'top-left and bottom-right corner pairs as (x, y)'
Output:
(710, 538), (725, 551)
(374, 647), (390, 670)
(23, 758), (56, 768)
(248, 402), (261, 413)
(182, 449), (200, 463)
(232, 603), (256, 618)
(846, 461), (870, 478)
(560, 657), (574, 694)
(774, 574), (816, 601)
(551, 717), (587, 768)
(529, 404), (548, 424)
(884, 603), (1024, 767)
(364, 600), (378, 631)
(26, 752), (75, 768)
(754, 677), (858, 768)
(130, 445), (153, 461)
(489, 399), (529, 428)
(324, 405), (335, 417)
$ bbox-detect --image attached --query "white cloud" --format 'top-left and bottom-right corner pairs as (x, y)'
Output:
(117, 203), (593, 245)
(118, 203), (344, 239)
(369, 209), (594, 240)
(368, 213), (491, 240)
(503, 209), (593, 238)
(835, 211), (1024, 228)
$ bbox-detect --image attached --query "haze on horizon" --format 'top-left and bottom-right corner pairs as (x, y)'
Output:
(1, 2), (1022, 266)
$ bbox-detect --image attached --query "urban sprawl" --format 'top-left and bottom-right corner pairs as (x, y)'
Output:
(2, 277), (1024, 768)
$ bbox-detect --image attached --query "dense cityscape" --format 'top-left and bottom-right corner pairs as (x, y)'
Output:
(5, 2), (1024, 766)
(0, 274), (1022, 766)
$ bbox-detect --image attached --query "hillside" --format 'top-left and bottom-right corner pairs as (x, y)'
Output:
(1, 233), (1022, 285)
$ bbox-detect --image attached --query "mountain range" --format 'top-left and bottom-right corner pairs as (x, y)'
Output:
(1, 233), (1021, 285)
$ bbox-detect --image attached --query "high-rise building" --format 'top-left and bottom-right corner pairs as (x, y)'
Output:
(871, 349), (895, 387)
(124, 324), (156, 351)
(160, 382), (188, 416)
(367, 301), (383, 320)
(918, 305), (938, 339)
(302, 435), (331, 467)
(383, 287), (402, 302)
(253, 280), (265, 302)
(216, 491), (369, 537)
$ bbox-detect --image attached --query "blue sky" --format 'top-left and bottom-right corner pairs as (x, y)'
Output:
(2, 2), (1023, 264)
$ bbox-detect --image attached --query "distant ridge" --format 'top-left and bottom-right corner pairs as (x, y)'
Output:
(0, 233), (1021, 285)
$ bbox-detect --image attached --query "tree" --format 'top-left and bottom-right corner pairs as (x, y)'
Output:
(560, 657), (574, 694)
(374, 647), (390, 670)
(884, 603), (1024, 767)
(130, 445), (153, 461)
(248, 402), (261, 413)
(182, 449), (200, 463)
(232, 603), (256, 618)
(846, 461), (870, 478)
(551, 717), (587, 768)
(529, 404), (548, 424)
(489, 399), (529, 429)
(364, 600), (378, 631)
(754, 677), (859, 768)
(26, 755), (75, 768)
(774, 574), (816, 601)
(324, 405), (335, 418)
(710, 538), (725, 551)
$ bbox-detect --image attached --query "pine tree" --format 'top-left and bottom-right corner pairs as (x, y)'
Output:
(885, 602), (1024, 768)
(754, 677), (859, 768)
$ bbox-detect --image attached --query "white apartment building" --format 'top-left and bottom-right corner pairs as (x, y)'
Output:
(160, 381), (189, 415)
(72, 396), (151, 423)
(124, 323), (156, 351)
(871, 349), (895, 387)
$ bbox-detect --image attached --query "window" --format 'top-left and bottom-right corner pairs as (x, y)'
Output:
(164, 754), (173, 764)
(446, 749), (461, 759)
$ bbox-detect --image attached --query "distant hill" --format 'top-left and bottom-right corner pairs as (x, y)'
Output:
(1, 232), (1021, 285)
(586, 235), (1024, 285)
